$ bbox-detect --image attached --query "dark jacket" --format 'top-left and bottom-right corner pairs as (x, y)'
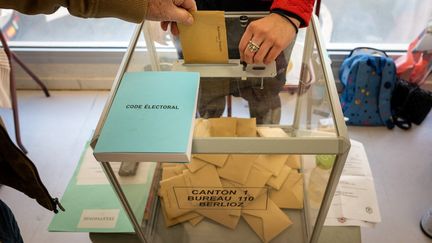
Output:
(0, 119), (63, 213)
(0, 0), (147, 23)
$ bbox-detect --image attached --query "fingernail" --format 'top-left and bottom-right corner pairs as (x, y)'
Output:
(186, 15), (194, 25)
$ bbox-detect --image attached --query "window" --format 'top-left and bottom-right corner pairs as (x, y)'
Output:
(321, 0), (432, 50)
(1, 8), (136, 48)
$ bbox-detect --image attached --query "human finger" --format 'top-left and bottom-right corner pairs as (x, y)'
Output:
(264, 45), (282, 65)
(243, 37), (264, 64)
(170, 22), (180, 36)
(239, 26), (253, 62)
(161, 21), (170, 31)
(167, 6), (194, 25)
(176, 0), (197, 11)
(253, 40), (273, 64)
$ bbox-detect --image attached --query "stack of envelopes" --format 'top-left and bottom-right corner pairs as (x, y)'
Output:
(159, 118), (304, 242)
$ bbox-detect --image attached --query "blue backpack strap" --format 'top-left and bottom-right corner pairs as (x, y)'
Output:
(350, 47), (388, 58)
(377, 57), (396, 128)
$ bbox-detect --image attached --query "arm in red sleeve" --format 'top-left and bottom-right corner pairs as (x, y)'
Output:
(270, 0), (315, 27)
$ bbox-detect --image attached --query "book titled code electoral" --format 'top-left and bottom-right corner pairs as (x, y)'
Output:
(94, 71), (200, 163)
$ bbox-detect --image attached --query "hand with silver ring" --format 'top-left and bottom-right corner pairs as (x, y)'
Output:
(247, 40), (261, 53)
(239, 13), (299, 64)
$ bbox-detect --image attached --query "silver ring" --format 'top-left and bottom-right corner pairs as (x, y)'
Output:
(247, 40), (260, 53)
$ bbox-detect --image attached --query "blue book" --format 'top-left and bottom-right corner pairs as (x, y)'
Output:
(94, 71), (200, 162)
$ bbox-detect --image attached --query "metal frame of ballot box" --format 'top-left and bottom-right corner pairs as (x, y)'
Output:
(91, 15), (351, 243)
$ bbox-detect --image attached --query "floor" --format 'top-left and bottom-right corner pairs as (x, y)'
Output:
(0, 90), (431, 243)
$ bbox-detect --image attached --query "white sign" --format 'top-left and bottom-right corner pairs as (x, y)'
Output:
(77, 209), (120, 229)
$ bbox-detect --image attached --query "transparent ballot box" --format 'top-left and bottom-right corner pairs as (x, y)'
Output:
(91, 13), (351, 243)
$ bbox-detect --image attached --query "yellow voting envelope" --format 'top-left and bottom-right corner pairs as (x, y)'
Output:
(270, 170), (304, 209)
(217, 154), (257, 184)
(178, 11), (229, 64)
(236, 118), (257, 137)
(266, 165), (292, 190)
(193, 154), (229, 167)
(208, 117), (237, 137)
(243, 197), (293, 242)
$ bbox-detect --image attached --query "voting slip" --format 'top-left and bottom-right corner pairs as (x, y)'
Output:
(236, 118), (257, 137)
(178, 11), (229, 64)
(256, 127), (289, 137)
(243, 197), (293, 242)
(266, 165), (292, 190)
(286, 154), (301, 169)
(270, 170), (304, 209)
(208, 117), (237, 137)
(192, 154), (229, 167)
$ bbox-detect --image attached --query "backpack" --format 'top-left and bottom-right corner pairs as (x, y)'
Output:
(339, 47), (397, 128)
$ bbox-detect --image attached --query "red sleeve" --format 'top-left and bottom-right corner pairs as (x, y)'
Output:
(270, 0), (315, 28)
